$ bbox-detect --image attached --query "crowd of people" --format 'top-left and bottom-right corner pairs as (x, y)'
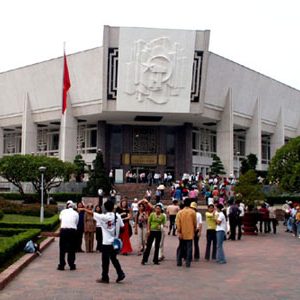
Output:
(283, 201), (300, 238)
(57, 172), (300, 284)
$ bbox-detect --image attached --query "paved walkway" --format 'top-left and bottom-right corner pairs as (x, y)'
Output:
(0, 224), (299, 300)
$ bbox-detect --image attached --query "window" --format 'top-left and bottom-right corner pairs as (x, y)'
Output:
(37, 129), (60, 156)
(132, 127), (157, 154)
(50, 133), (59, 151)
(166, 131), (175, 155)
(77, 124), (97, 154)
(111, 126), (122, 155)
(234, 134), (246, 157)
(192, 128), (216, 157)
(261, 135), (271, 164)
(3, 131), (21, 154)
(192, 131), (199, 155)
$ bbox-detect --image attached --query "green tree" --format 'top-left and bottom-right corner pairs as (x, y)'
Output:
(247, 153), (258, 170)
(26, 156), (75, 197)
(0, 155), (31, 198)
(0, 154), (75, 200)
(234, 169), (265, 206)
(84, 150), (111, 196)
(268, 136), (300, 192)
(73, 154), (87, 182)
(240, 153), (258, 175)
(210, 154), (226, 176)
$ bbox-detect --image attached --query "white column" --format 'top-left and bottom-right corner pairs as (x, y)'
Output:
(271, 108), (284, 158)
(246, 97), (262, 170)
(22, 93), (37, 154)
(217, 88), (234, 175)
(59, 104), (77, 162)
(0, 127), (3, 157)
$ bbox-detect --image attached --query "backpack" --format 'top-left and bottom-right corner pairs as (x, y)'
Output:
(24, 240), (36, 253)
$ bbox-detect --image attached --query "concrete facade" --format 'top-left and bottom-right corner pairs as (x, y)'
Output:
(0, 26), (300, 178)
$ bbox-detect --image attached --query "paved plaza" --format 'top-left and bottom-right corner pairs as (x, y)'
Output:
(0, 224), (299, 300)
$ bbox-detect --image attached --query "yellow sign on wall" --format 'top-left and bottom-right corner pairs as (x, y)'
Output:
(131, 154), (157, 165)
(122, 153), (130, 165)
(158, 154), (166, 166)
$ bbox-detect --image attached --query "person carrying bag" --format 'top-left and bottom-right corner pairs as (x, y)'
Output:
(85, 200), (126, 284)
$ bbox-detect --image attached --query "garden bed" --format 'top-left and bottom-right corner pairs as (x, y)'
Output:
(0, 214), (60, 231)
(0, 228), (41, 267)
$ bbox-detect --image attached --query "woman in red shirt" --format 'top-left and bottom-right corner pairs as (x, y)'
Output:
(116, 199), (133, 255)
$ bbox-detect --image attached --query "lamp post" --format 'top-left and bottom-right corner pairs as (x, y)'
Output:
(39, 166), (46, 223)
(236, 152), (240, 178)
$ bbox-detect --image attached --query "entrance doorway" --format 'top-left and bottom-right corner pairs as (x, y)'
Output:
(131, 167), (156, 183)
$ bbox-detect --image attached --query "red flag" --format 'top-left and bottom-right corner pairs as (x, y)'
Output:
(62, 52), (71, 114)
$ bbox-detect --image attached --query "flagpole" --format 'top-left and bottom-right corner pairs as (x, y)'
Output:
(62, 41), (66, 114)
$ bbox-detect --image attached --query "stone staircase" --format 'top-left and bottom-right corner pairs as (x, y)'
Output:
(114, 183), (173, 205)
(113, 183), (206, 206)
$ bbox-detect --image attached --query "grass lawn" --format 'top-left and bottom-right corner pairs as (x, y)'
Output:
(1, 214), (56, 223)
(0, 214), (60, 231)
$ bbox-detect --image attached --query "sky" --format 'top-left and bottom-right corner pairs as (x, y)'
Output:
(1, 0), (300, 90)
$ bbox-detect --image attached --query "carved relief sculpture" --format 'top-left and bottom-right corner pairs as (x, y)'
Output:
(125, 37), (187, 105)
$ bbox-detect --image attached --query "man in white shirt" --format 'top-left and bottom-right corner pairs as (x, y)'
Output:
(86, 200), (125, 284)
(57, 200), (79, 271)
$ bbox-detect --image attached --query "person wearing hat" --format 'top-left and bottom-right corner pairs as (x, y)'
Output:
(141, 204), (166, 265)
(190, 202), (202, 261)
(57, 200), (79, 271)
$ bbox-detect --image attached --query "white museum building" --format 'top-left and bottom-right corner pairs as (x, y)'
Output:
(0, 26), (300, 180)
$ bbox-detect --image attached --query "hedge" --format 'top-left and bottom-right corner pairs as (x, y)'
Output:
(48, 192), (82, 203)
(0, 193), (39, 202)
(0, 199), (57, 217)
(0, 214), (60, 231)
(0, 192), (82, 203)
(0, 209), (3, 220)
(0, 228), (25, 236)
(266, 195), (300, 205)
(0, 228), (41, 266)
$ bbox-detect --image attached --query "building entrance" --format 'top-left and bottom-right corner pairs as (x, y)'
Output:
(130, 167), (156, 183)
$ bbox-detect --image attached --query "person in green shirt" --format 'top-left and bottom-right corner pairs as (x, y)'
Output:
(141, 204), (166, 265)
(204, 204), (217, 261)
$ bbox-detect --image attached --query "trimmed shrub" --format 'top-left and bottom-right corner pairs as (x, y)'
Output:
(49, 193), (82, 203)
(0, 228), (41, 266)
(0, 228), (25, 236)
(0, 193), (38, 202)
(266, 195), (300, 205)
(0, 192), (82, 204)
(0, 214), (60, 231)
(0, 199), (57, 217)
